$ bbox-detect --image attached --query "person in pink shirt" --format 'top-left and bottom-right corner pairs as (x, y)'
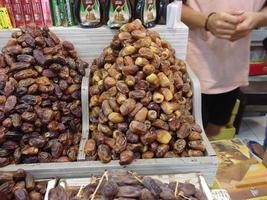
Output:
(181, 0), (267, 138)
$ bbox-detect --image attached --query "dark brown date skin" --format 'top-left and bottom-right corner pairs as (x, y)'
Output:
(102, 180), (119, 198)
(142, 177), (162, 197)
(14, 188), (29, 200)
(0, 181), (15, 196)
(178, 183), (197, 196)
(4, 95), (17, 112)
(140, 188), (155, 200)
(51, 142), (64, 159)
(117, 186), (142, 198)
(119, 150), (134, 165)
(48, 186), (68, 200)
(25, 172), (35, 191)
(0, 172), (13, 184)
(13, 169), (26, 181)
(0, 25), (86, 165)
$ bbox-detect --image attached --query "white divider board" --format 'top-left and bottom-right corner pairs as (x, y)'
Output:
(0, 24), (189, 61)
(0, 24), (218, 186)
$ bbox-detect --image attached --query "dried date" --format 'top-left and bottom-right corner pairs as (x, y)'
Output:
(4, 95), (17, 112)
(103, 180), (119, 198)
(142, 177), (162, 197)
(48, 186), (68, 200)
(97, 144), (111, 163)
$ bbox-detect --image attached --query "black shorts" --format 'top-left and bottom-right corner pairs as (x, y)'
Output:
(202, 88), (239, 128)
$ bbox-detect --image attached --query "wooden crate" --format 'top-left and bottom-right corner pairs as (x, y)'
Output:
(0, 24), (218, 186)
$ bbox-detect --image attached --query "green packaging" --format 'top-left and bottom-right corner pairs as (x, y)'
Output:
(51, 0), (62, 26)
(59, 0), (68, 26)
(66, 0), (74, 26)
(105, 0), (132, 28)
(70, 0), (78, 25)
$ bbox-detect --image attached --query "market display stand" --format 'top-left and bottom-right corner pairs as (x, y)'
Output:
(0, 24), (218, 186)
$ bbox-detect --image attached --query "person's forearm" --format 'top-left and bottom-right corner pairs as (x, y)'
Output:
(256, 6), (267, 27)
(181, 5), (207, 29)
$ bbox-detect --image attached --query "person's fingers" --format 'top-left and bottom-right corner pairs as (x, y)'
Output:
(216, 28), (236, 35)
(236, 21), (250, 31)
(230, 31), (249, 41)
(229, 10), (245, 16)
(220, 12), (240, 25)
(217, 21), (237, 30)
(216, 34), (232, 40)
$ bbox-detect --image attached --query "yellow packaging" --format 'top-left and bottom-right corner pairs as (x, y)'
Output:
(0, 8), (4, 30)
(0, 7), (13, 29)
(0, 19), (3, 30)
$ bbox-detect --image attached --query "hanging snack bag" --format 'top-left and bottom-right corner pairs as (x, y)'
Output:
(105, 0), (132, 28)
(74, 0), (103, 28)
(135, 0), (157, 28)
(157, 0), (172, 24)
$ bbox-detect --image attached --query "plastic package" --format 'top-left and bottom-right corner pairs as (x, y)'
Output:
(135, 0), (157, 28)
(156, 0), (172, 25)
(105, 0), (132, 28)
(74, 0), (103, 28)
(166, 0), (182, 29)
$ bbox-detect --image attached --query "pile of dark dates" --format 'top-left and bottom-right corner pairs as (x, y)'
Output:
(0, 25), (88, 167)
(48, 171), (207, 200)
(0, 169), (47, 200)
(87, 19), (206, 164)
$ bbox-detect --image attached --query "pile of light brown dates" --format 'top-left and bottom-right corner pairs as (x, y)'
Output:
(87, 19), (206, 165)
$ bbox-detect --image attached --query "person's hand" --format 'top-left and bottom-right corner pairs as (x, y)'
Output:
(230, 12), (263, 42)
(206, 12), (241, 39)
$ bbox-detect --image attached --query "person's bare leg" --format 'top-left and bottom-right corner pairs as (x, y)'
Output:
(205, 123), (223, 139)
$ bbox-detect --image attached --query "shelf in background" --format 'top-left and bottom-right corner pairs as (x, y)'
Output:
(251, 29), (267, 42)
(249, 75), (267, 82)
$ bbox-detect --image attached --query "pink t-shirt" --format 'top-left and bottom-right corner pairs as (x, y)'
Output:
(185, 0), (266, 94)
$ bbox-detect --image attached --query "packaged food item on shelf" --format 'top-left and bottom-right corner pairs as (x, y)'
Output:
(59, 0), (68, 27)
(50, 0), (61, 26)
(11, 0), (25, 28)
(135, 0), (157, 28)
(21, 0), (35, 26)
(166, 0), (183, 29)
(66, 0), (75, 26)
(32, 0), (44, 27)
(70, 0), (78, 25)
(157, 0), (172, 25)
(1, 0), (16, 27)
(41, 0), (53, 27)
(0, 7), (13, 29)
(105, 0), (132, 28)
(87, 19), (206, 165)
(74, 0), (103, 28)
(0, 25), (88, 167)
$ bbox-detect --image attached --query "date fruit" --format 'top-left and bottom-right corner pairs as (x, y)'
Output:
(88, 20), (206, 165)
(0, 25), (87, 165)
